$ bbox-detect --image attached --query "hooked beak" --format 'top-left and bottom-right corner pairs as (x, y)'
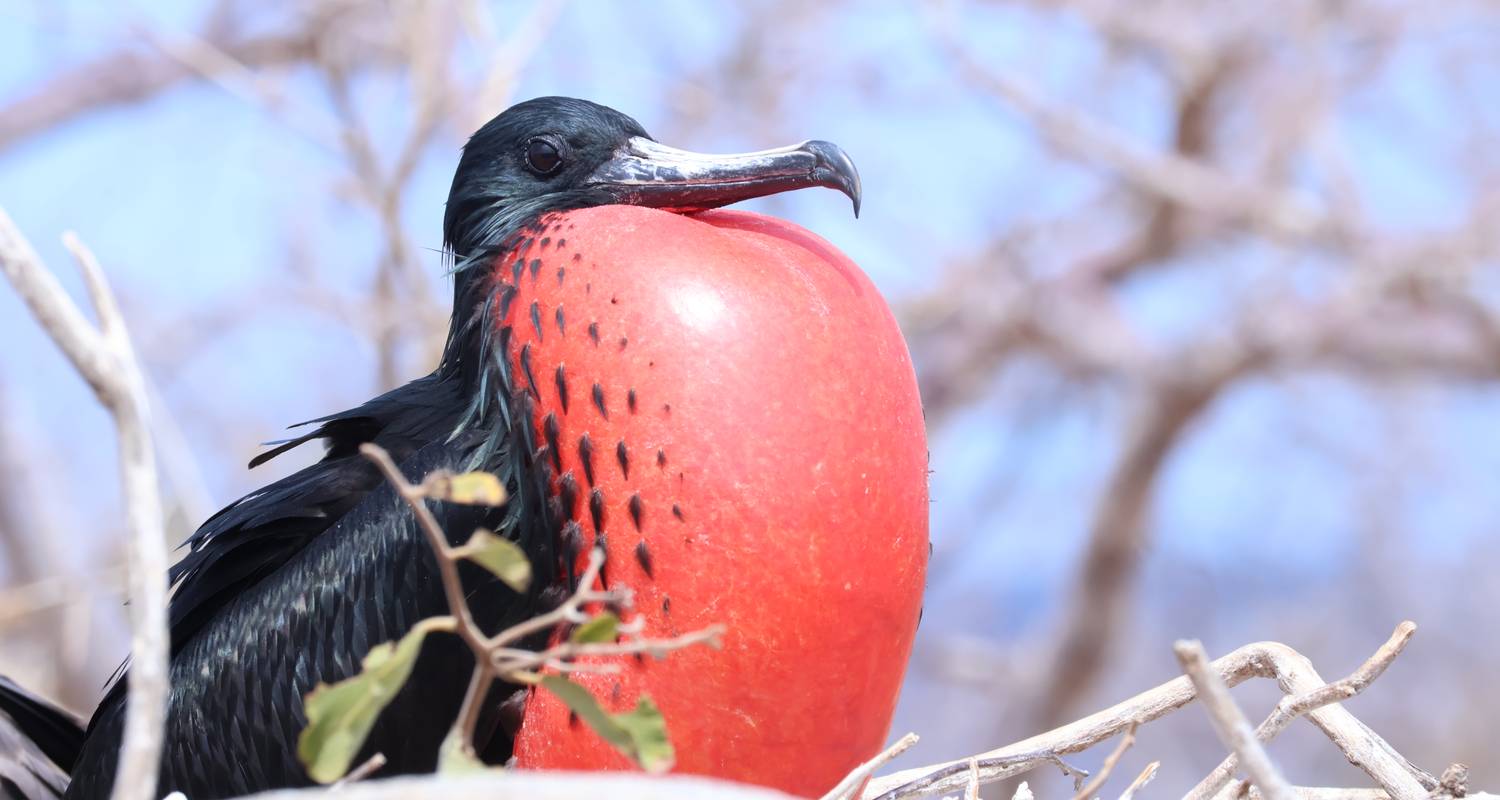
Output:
(586, 137), (862, 217)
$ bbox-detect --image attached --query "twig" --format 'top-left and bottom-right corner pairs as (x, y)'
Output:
(491, 625), (725, 677)
(359, 443), (724, 763)
(1237, 790), (1489, 800)
(1435, 764), (1469, 799)
(332, 753), (387, 788)
(484, 547), (618, 649)
(0, 567), (126, 628)
(923, 0), (1329, 243)
(0, 212), (169, 800)
(862, 630), (1429, 800)
(359, 443), (505, 753)
(1070, 723), (1136, 800)
(359, 445), (489, 652)
(1188, 622), (1419, 800)
(467, 0), (570, 132)
(820, 733), (920, 800)
(0, 8), (366, 154)
(325, 65), (440, 390)
(1175, 640), (1295, 800)
(866, 750), (1086, 800)
(1116, 762), (1158, 800)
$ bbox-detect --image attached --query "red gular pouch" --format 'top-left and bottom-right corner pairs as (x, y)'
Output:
(501, 206), (928, 799)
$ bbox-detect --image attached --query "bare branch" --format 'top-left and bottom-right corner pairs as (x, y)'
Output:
(1189, 622), (1420, 800)
(820, 733), (920, 800)
(925, 0), (1329, 242)
(0, 213), (169, 800)
(1069, 723), (1136, 800)
(0, 9), (365, 154)
(863, 630), (1428, 800)
(1175, 640), (1295, 800)
(1116, 762), (1158, 800)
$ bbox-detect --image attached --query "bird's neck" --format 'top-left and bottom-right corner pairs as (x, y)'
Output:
(436, 194), (600, 394)
(434, 199), (571, 455)
(437, 267), (502, 389)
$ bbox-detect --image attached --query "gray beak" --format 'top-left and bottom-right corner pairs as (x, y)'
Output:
(586, 137), (862, 217)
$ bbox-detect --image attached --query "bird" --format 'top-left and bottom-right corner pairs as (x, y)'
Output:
(0, 675), (83, 799)
(3, 96), (927, 800)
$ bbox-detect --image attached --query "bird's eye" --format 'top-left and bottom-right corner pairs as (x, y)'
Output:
(525, 138), (563, 175)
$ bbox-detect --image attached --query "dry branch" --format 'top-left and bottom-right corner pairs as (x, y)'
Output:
(1175, 640), (1295, 800)
(331, 753), (387, 789)
(0, 6), (365, 154)
(924, 0), (1329, 243)
(0, 212), (169, 800)
(1116, 762), (1158, 800)
(821, 733), (920, 800)
(862, 624), (1429, 800)
(1188, 622), (1419, 800)
(1068, 723), (1134, 800)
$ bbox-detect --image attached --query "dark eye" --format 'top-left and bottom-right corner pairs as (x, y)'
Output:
(525, 137), (562, 175)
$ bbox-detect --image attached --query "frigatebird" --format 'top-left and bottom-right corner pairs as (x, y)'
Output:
(3, 97), (897, 800)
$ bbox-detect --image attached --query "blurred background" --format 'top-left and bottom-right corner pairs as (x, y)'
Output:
(1, 0), (1497, 794)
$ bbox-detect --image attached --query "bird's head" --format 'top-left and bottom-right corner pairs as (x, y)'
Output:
(442, 96), (861, 260)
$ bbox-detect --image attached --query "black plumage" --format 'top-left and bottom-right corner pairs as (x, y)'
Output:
(0, 675), (83, 800)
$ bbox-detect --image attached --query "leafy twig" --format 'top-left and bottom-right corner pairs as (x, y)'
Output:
(312, 443), (723, 781)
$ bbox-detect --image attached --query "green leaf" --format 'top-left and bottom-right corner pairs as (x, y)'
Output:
(428, 471), (508, 506)
(459, 528), (531, 592)
(298, 617), (451, 783)
(437, 729), (488, 775)
(612, 696), (675, 774)
(540, 675), (675, 774)
(569, 612), (619, 644)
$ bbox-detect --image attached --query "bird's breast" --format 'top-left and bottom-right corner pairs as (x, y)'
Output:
(495, 205), (928, 798)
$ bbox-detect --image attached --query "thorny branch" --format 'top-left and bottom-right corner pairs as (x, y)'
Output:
(0, 213), (169, 800)
(358, 442), (724, 762)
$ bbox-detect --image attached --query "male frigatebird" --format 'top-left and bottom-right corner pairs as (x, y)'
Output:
(3, 97), (928, 800)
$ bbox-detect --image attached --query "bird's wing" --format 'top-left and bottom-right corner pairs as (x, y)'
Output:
(166, 372), (465, 656)
(0, 676), (82, 800)
(88, 372), (469, 727)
